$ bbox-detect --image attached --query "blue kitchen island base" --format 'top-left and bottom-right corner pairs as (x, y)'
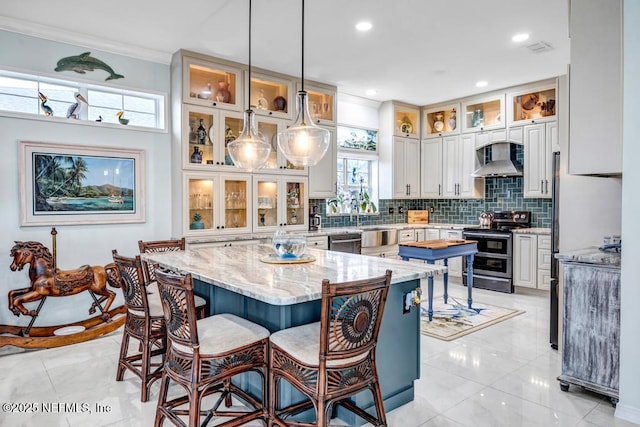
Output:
(194, 277), (421, 426)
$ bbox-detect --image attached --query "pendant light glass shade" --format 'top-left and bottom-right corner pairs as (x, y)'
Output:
(227, 109), (270, 172)
(277, 91), (330, 167)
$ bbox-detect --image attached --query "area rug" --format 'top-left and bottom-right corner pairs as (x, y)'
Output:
(420, 296), (525, 341)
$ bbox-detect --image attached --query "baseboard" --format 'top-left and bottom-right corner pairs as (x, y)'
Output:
(615, 403), (640, 424)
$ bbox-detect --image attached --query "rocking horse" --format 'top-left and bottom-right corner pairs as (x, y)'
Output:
(1, 228), (125, 348)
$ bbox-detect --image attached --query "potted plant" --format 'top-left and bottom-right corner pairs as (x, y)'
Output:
(359, 190), (377, 214)
(327, 193), (345, 214)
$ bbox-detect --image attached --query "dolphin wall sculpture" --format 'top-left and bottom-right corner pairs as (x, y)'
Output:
(55, 52), (124, 81)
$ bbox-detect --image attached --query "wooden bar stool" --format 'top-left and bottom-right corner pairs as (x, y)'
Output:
(268, 270), (392, 427)
(112, 250), (167, 402)
(154, 268), (270, 427)
(138, 238), (207, 319)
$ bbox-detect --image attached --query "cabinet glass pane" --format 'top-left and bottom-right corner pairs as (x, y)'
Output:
(307, 89), (333, 122)
(223, 180), (248, 229)
(464, 99), (501, 128)
(425, 108), (458, 135)
(188, 178), (214, 230)
(187, 110), (214, 165)
(394, 108), (419, 135)
(512, 88), (556, 122)
(258, 121), (279, 169)
(223, 116), (244, 166)
(251, 78), (288, 114)
(286, 181), (304, 226)
(188, 63), (236, 106)
(256, 179), (278, 228)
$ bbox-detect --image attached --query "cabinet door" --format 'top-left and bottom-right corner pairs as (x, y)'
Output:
(405, 138), (421, 198)
(523, 124), (546, 197)
(184, 174), (218, 237)
(420, 139), (442, 198)
(440, 230), (462, 277)
(218, 111), (245, 168)
(255, 115), (285, 172)
(507, 81), (557, 127)
(281, 178), (308, 231)
(461, 93), (505, 133)
(458, 133), (482, 198)
(308, 126), (337, 198)
(442, 135), (459, 198)
(393, 104), (420, 139)
(301, 82), (337, 126)
(423, 104), (460, 139)
(425, 229), (440, 241)
(513, 234), (537, 288)
(183, 105), (220, 168)
(220, 175), (252, 234)
(250, 71), (294, 120)
(183, 56), (243, 111)
(254, 176), (280, 231)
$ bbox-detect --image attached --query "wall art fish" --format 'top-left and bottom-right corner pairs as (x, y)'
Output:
(55, 52), (124, 81)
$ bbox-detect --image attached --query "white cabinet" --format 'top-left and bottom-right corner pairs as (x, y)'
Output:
(424, 228), (441, 241)
(308, 126), (337, 198)
(307, 235), (329, 250)
(513, 234), (538, 288)
(249, 70), (294, 120)
(523, 122), (556, 198)
(461, 93), (506, 133)
(442, 134), (484, 199)
(181, 54), (244, 112)
(380, 137), (420, 199)
(253, 176), (308, 232)
(420, 139), (443, 198)
(537, 235), (552, 290)
(399, 229), (416, 243)
(475, 129), (508, 149)
(188, 239), (259, 249)
(568, 0), (622, 175)
(299, 81), (337, 126)
(183, 173), (253, 238)
(422, 103), (460, 139)
(440, 229), (463, 277)
(507, 80), (557, 127)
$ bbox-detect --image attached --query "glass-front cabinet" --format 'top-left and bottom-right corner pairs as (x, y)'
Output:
(183, 56), (243, 111)
(508, 81), (557, 126)
(256, 116), (307, 174)
(461, 93), (505, 132)
(393, 102), (421, 139)
(298, 81), (337, 126)
(249, 71), (294, 120)
(422, 103), (461, 139)
(184, 173), (252, 237)
(253, 176), (308, 232)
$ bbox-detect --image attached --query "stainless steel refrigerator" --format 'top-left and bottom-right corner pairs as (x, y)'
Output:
(550, 152), (560, 349)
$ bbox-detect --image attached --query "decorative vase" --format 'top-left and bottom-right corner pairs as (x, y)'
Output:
(190, 213), (205, 230)
(471, 109), (484, 127)
(448, 109), (457, 130)
(273, 96), (287, 111)
(190, 146), (202, 164)
(197, 119), (207, 144)
(257, 89), (268, 110)
(215, 81), (231, 103)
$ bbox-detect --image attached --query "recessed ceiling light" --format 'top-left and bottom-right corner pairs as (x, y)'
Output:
(365, 89), (377, 96)
(475, 81), (488, 88)
(512, 33), (530, 42)
(355, 21), (373, 32)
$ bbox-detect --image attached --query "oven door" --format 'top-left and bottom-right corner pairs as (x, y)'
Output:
(465, 253), (512, 278)
(462, 230), (512, 256)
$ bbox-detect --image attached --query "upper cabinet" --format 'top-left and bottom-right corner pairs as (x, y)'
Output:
(568, 0), (622, 175)
(461, 93), (505, 133)
(249, 70), (294, 120)
(388, 102), (420, 139)
(183, 56), (244, 112)
(508, 80), (557, 127)
(299, 81), (337, 126)
(422, 103), (460, 139)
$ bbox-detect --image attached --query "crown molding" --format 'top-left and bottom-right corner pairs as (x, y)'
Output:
(0, 16), (172, 64)
(337, 92), (381, 109)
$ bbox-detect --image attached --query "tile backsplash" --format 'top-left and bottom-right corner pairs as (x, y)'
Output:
(311, 176), (552, 229)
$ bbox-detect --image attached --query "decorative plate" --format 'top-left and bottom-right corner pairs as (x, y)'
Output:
(260, 253), (316, 264)
(400, 121), (413, 134)
(433, 121), (444, 132)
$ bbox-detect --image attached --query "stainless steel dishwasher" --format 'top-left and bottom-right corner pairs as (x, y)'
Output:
(328, 233), (362, 254)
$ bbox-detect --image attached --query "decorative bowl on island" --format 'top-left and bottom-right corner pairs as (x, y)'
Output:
(272, 231), (306, 259)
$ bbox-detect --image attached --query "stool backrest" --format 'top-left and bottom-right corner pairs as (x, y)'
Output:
(320, 270), (392, 361)
(112, 250), (150, 316)
(154, 268), (199, 353)
(138, 238), (186, 283)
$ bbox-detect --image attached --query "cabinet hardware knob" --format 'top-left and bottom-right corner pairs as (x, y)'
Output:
(269, 111), (273, 115)
(221, 226), (225, 229)
(541, 180), (544, 192)
(216, 226), (220, 229)
(212, 102), (217, 107)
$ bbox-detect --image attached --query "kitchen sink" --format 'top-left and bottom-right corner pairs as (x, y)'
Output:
(359, 228), (398, 248)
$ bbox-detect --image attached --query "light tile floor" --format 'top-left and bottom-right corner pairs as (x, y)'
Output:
(1, 281), (637, 427)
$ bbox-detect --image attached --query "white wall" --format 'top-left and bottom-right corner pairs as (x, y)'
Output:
(337, 92), (380, 129)
(0, 31), (172, 327)
(617, 0), (640, 422)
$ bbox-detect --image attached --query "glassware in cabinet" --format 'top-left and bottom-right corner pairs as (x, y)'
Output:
(300, 81), (337, 126)
(422, 104), (460, 138)
(508, 82), (557, 126)
(186, 176), (215, 233)
(183, 57), (243, 111)
(254, 176), (279, 230)
(253, 176), (308, 231)
(461, 94), (505, 132)
(393, 103), (420, 139)
(223, 177), (250, 229)
(249, 71), (294, 119)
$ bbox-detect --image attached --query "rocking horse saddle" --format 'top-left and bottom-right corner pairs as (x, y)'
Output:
(54, 265), (95, 294)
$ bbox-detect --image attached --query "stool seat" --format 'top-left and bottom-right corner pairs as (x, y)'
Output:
(173, 313), (269, 355)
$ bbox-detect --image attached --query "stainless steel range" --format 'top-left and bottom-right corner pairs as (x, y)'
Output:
(462, 210), (532, 293)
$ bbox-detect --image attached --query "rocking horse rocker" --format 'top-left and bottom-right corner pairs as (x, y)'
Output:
(1, 228), (126, 349)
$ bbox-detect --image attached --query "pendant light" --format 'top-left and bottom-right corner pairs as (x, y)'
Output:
(227, 0), (271, 172)
(277, 0), (330, 167)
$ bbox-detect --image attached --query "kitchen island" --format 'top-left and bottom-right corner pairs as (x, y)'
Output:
(142, 244), (445, 425)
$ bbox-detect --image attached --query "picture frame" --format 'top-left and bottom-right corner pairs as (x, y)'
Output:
(19, 141), (145, 226)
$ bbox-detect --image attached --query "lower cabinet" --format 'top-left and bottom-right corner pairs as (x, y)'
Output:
(188, 239), (260, 249)
(307, 235), (329, 250)
(513, 233), (551, 289)
(361, 245), (400, 259)
(440, 229), (462, 278)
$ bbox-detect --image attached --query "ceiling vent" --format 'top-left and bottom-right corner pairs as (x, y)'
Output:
(526, 41), (554, 53)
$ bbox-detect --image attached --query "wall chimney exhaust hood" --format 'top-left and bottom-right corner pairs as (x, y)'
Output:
(472, 142), (523, 177)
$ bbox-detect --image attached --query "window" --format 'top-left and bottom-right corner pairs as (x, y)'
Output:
(328, 125), (379, 215)
(0, 70), (165, 130)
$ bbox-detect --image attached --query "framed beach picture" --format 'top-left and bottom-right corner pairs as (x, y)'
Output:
(19, 141), (145, 226)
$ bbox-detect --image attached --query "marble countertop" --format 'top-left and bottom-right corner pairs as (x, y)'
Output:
(511, 228), (551, 235)
(142, 244), (446, 305)
(556, 247), (621, 267)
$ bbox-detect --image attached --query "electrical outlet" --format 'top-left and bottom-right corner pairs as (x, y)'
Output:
(398, 206), (405, 214)
(388, 207), (395, 214)
(430, 206), (434, 213)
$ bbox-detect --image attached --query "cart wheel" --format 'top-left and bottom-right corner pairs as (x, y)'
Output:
(560, 382), (570, 392)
